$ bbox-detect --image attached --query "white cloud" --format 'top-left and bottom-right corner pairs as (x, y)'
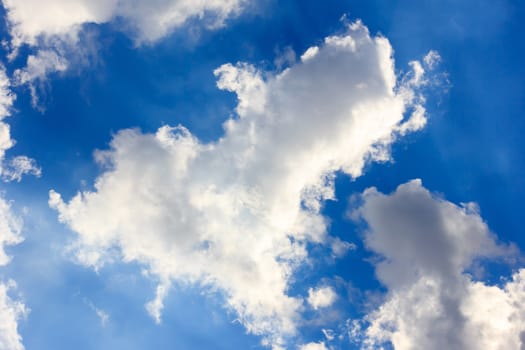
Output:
(0, 195), (29, 350)
(2, 156), (42, 183)
(321, 329), (335, 341)
(0, 98), (30, 350)
(0, 68), (29, 350)
(300, 46), (319, 62)
(0, 281), (27, 350)
(145, 281), (170, 324)
(13, 49), (68, 110)
(0, 64), (40, 181)
(0, 68), (16, 174)
(3, 0), (247, 109)
(424, 50), (441, 70)
(307, 287), (337, 310)
(0, 196), (23, 267)
(94, 307), (109, 327)
(299, 341), (328, 350)
(0, 197), (23, 266)
(351, 179), (523, 350)
(49, 22), (436, 348)
(3, 0), (246, 48)
(330, 237), (356, 258)
(14, 49), (69, 83)
(85, 300), (110, 327)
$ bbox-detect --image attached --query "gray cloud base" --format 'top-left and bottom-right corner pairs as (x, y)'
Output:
(353, 180), (524, 350)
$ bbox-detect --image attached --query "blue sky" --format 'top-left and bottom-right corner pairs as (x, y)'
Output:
(0, 1), (524, 349)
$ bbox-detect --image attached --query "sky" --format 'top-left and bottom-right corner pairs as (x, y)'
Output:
(0, 0), (524, 349)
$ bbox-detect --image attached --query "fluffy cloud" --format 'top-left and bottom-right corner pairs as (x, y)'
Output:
(49, 22), (435, 348)
(299, 341), (328, 350)
(0, 281), (27, 350)
(2, 0), (246, 47)
(307, 287), (337, 310)
(351, 179), (524, 350)
(0, 68), (16, 173)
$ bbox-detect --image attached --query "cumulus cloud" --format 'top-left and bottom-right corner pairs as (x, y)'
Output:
(351, 179), (524, 350)
(2, 0), (246, 48)
(0, 281), (27, 350)
(49, 22), (436, 348)
(307, 287), (337, 310)
(298, 341), (328, 350)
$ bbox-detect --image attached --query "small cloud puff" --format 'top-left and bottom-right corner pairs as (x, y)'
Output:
(307, 286), (337, 310)
(299, 341), (328, 350)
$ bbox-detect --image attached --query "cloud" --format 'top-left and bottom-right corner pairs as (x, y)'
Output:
(145, 281), (170, 324)
(2, 156), (42, 183)
(351, 179), (524, 350)
(330, 237), (356, 258)
(13, 49), (68, 110)
(2, 0), (247, 48)
(0, 67), (30, 350)
(0, 196), (30, 350)
(0, 65), (41, 181)
(0, 281), (27, 350)
(0, 67), (37, 350)
(0, 198), (27, 350)
(307, 287), (337, 310)
(0, 196), (23, 267)
(0, 69), (16, 176)
(85, 299), (110, 327)
(49, 22), (436, 348)
(3, 0), (248, 110)
(298, 341), (328, 350)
